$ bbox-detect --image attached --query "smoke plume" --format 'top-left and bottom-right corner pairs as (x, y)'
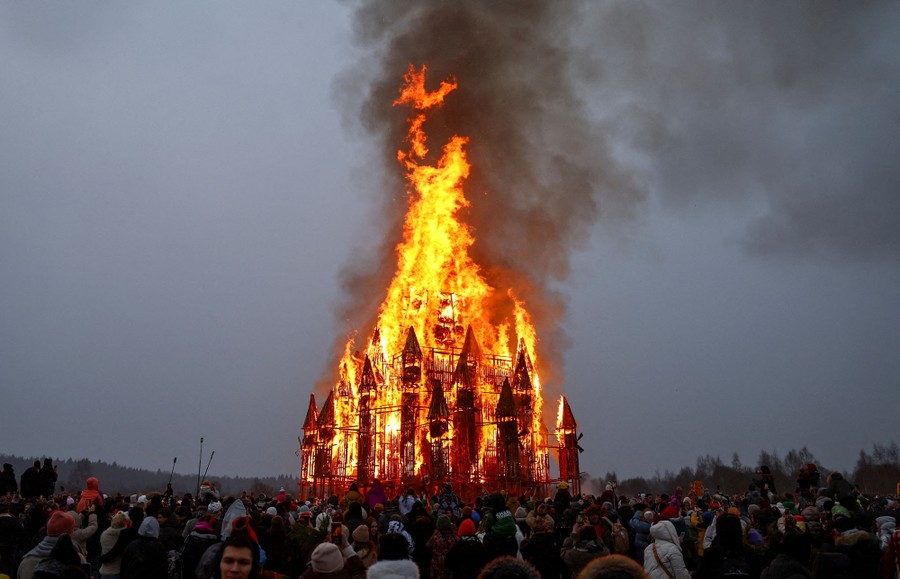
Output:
(334, 1), (642, 386)
(331, 0), (900, 389)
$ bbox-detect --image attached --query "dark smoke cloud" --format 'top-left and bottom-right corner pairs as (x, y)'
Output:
(579, 1), (900, 260)
(332, 0), (900, 389)
(335, 0), (644, 384)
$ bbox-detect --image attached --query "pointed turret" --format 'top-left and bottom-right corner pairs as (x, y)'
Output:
(302, 393), (319, 432)
(496, 378), (518, 420)
(558, 396), (577, 430)
(318, 391), (335, 437)
(428, 380), (450, 421)
(428, 379), (450, 438)
(453, 325), (482, 387)
(359, 356), (377, 392)
(461, 325), (482, 360)
(512, 340), (533, 391)
(403, 326), (423, 359)
(556, 395), (581, 490)
(402, 327), (423, 385)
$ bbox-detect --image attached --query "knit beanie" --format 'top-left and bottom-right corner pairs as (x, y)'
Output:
(352, 524), (370, 543)
(111, 512), (127, 529)
(139, 517), (160, 538)
(747, 528), (764, 546)
(266, 507), (278, 516)
(514, 507), (528, 521)
(831, 504), (852, 519)
(310, 542), (343, 573)
(661, 505), (680, 519)
(366, 559), (421, 579)
(47, 511), (75, 537)
(458, 519), (477, 537)
(436, 515), (451, 531)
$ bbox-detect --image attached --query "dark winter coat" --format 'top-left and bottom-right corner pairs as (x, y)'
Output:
(120, 536), (169, 579)
(444, 536), (490, 579)
(520, 531), (561, 579)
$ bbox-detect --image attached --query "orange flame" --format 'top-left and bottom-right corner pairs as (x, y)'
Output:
(314, 64), (555, 490)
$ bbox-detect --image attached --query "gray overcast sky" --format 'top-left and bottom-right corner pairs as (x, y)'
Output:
(2, 1), (898, 484)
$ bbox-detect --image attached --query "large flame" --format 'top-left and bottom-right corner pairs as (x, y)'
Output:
(307, 65), (566, 493)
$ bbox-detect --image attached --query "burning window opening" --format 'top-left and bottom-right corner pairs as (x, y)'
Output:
(299, 65), (581, 500)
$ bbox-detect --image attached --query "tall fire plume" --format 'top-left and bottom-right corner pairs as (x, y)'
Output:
(300, 66), (580, 499)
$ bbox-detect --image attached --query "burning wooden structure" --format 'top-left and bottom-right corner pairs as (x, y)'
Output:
(298, 65), (581, 499)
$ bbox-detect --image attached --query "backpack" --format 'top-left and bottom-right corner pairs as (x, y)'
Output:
(720, 555), (751, 578)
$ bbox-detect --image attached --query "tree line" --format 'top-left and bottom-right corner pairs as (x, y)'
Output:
(587, 441), (900, 497)
(0, 454), (296, 497)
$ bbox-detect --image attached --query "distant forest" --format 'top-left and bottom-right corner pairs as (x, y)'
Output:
(0, 454), (296, 498)
(3, 441), (898, 499)
(585, 441), (900, 498)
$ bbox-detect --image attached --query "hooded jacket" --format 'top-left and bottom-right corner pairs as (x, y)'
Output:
(120, 518), (168, 579)
(75, 478), (103, 513)
(643, 520), (690, 579)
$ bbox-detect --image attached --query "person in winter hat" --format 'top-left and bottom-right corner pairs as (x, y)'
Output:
(300, 533), (366, 579)
(385, 517), (415, 558)
(182, 514), (221, 579)
(120, 517), (168, 579)
(426, 515), (458, 579)
(350, 524), (376, 568)
(477, 556), (541, 579)
(482, 493), (517, 560)
(365, 479), (389, 512)
(99, 511), (128, 579)
(17, 511), (80, 579)
(643, 520), (689, 579)
(436, 483), (461, 519)
(444, 519), (489, 579)
(68, 506), (98, 561)
(31, 533), (86, 579)
(579, 554), (647, 579)
(631, 508), (654, 565)
(366, 558), (420, 579)
(521, 503), (562, 579)
(75, 477), (103, 514)
(561, 523), (610, 578)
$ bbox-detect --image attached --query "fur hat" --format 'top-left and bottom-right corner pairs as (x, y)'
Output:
(310, 542), (343, 573)
(366, 559), (420, 579)
(47, 511), (75, 537)
(579, 554), (645, 579)
(479, 557), (540, 578)
(436, 515), (452, 531)
(352, 524), (370, 543)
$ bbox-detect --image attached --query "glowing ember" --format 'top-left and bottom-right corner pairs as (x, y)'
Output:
(300, 65), (579, 498)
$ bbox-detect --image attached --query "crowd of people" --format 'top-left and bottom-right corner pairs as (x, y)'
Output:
(1, 459), (899, 579)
